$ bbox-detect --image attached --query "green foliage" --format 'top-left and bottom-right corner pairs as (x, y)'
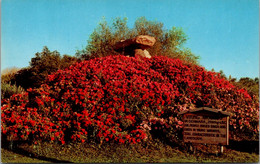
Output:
(1, 67), (20, 84)
(77, 17), (134, 59)
(11, 68), (34, 90)
(77, 17), (199, 64)
(29, 47), (61, 87)
(218, 70), (227, 79)
(1, 67), (24, 99)
(233, 77), (259, 97)
(61, 55), (79, 68)
(12, 46), (78, 89)
(1, 82), (24, 99)
(213, 71), (258, 98)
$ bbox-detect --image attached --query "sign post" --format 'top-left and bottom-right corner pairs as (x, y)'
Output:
(179, 107), (230, 154)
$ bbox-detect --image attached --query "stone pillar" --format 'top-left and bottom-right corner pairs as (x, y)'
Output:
(134, 49), (151, 58)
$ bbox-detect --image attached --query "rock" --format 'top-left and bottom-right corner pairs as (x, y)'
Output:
(113, 35), (156, 51)
(143, 49), (152, 58)
(134, 49), (151, 58)
(113, 39), (135, 52)
(113, 35), (156, 58)
(135, 35), (156, 49)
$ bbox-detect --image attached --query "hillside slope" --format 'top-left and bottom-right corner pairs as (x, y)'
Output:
(1, 55), (258, 145)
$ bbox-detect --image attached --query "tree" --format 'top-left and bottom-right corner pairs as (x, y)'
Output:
(234, 77), (259, 97)
(218, 70), (227, 79)
(1, 67), (24, 99)
(12, 68), (34, 90)
(13, 46), (78, 89)
(1, 67), (20, 83)
(1, 82), (24, 99)
(29, 46), (62, 87)
(77, 17), (199, 64)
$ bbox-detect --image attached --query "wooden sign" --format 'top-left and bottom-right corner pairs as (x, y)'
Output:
(179, 107), (230, 145)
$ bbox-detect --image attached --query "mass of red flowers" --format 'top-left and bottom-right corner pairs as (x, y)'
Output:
(1, 55), (259, 145)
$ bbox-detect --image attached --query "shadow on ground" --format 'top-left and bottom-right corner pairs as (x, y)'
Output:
(1, 140), (73, 163)
(227, 140), (259, 154)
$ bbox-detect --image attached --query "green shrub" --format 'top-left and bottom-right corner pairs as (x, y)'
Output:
(1, 82), (24, 99)
(1, 67), (20, 83)
(1, 55), (258, 146)
(11, 47), (79, 89)
(77, 17), (199, 64)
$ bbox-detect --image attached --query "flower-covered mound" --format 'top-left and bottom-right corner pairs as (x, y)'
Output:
(1, 55), (259, 144)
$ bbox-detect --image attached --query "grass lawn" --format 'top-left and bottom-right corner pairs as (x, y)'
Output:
(1, 149), (48, 163)
(1, 139), (259, 163)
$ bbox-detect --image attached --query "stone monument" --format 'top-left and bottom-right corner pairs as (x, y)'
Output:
(113, 35), (156, 58)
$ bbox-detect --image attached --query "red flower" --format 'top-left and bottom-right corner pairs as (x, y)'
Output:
(119, 139), (125, 144)
(54, 132), (59, 137)
(0, 55), (258, 144)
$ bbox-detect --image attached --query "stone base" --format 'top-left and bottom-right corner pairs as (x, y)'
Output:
(134, 49), (151, 58)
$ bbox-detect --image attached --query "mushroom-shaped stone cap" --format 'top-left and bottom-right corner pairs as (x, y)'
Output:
(113, 35), (156, 51)
(135, 35), (156, 48)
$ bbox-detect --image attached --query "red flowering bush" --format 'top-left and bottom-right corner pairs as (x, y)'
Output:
(1, 55), (259, 145)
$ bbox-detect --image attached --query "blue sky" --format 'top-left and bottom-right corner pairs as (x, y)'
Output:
(1, 0), (259, 79)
